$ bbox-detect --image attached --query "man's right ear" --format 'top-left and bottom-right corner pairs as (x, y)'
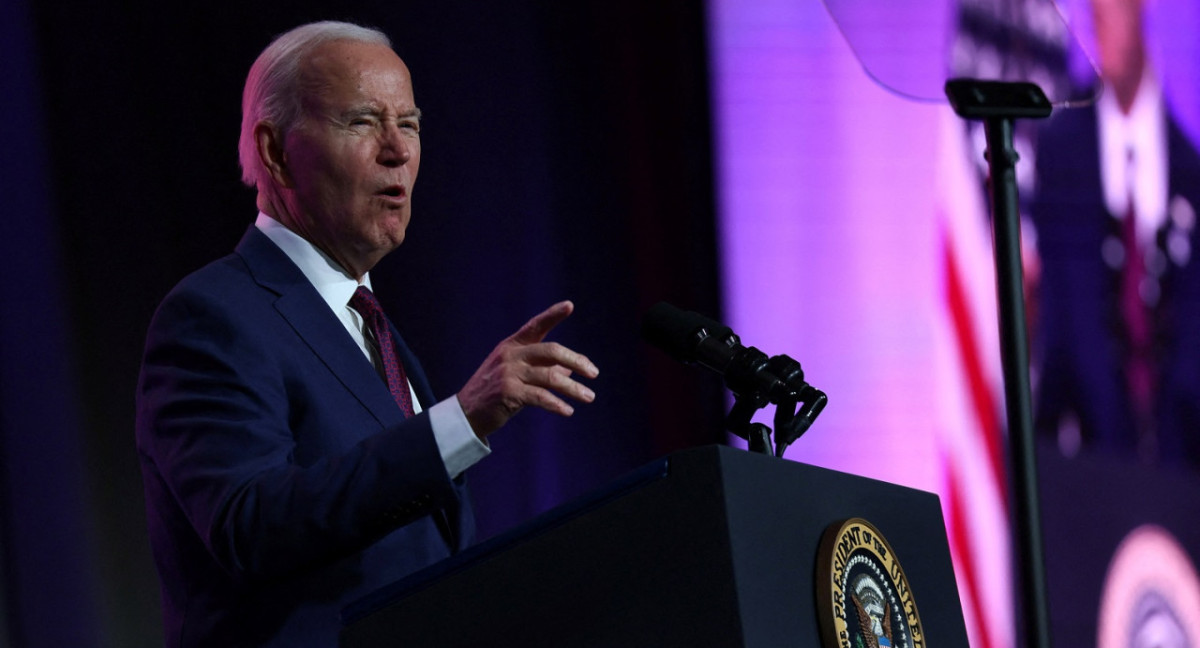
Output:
(255, 122), (292, 188)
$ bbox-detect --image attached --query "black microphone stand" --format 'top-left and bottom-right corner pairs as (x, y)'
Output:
(945, 78), (1052, 648)
(725, 355), (828, 458)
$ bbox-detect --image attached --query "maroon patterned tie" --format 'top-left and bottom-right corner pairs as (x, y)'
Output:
(1119, 193), (1154, 433)
(349, 286), (416, 417)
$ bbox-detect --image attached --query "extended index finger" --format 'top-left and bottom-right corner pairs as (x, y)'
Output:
(511, 300), (575, 345)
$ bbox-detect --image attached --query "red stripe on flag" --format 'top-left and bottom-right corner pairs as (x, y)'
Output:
(943, 238), (1009, 510)
(947, 459), (997, 648)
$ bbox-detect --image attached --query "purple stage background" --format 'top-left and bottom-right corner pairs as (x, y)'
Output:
(709, 0), (1200, 491)
(708, 0), (1200, 646)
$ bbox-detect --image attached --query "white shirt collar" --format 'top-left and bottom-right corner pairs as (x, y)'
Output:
(1097, 62), (1168, 244)
(252, 213), (435, 419)
(254, 212), (372, 313)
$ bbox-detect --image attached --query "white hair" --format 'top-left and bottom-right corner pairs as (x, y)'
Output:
(237, 21), (392, 189)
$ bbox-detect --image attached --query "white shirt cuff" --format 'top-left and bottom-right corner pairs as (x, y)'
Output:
(429, 396), (490, 479)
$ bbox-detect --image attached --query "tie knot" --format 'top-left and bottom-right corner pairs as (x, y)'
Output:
(349, 286), (383, 319)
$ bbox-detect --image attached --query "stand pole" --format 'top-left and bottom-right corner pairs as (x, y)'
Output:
(945, 79), (1052, 648)
(984, 116), (1051, 648)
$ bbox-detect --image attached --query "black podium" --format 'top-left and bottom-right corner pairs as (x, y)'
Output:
(341, 445), (969, 647)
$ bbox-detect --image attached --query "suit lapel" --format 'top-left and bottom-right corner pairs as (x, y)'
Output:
(234, 226), (465, 550)
(234, 226), (406, 429)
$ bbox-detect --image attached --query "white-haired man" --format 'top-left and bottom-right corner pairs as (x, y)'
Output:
(136, 21), (598, 646)
(1031, 0), (1200, 467)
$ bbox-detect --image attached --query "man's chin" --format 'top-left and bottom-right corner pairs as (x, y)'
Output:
(383, 221), (408, 248)
(372, 222), (408, 255)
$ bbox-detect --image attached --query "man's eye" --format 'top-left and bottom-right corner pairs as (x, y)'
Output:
(346, 114), (381, 128)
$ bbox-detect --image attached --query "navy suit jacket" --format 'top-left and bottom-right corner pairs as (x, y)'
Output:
(1031, 101), (1200, 465)
(136, 226), (474, 647)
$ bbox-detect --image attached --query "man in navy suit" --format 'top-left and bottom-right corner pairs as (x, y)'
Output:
(1031, 0), (1200, 467)
(135, 21), (599, 647)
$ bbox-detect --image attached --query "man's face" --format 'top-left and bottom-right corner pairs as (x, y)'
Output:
(276, 40), (421, 277)
(1092, 0), (1143, 85)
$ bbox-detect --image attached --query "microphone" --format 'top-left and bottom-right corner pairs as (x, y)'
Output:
(641, 302), (799, 405)
(642, 302), (828, 455)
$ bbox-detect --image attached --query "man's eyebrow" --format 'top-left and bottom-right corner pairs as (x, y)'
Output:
(339, 106), (422, 122)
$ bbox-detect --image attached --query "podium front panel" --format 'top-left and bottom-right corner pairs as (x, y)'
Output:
(341, 445), (968, 647)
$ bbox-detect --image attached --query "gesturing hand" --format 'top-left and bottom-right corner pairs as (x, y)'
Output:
(457, 301), (599, 438)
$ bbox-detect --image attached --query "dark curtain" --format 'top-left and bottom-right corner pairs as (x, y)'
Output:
(3, 1), (723, 644)
(1, 0), (101, 645)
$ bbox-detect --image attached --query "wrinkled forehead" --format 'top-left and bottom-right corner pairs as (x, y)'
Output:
(297, 40), (414, 108)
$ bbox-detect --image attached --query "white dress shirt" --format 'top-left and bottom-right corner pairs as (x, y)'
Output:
(1097, 62), (1168, 248)
(255, 212), (489, 478)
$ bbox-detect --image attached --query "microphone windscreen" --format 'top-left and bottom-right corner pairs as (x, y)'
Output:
(641, 302), (731, 363)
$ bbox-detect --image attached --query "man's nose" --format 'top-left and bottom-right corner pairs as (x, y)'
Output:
(377, 126), (413, 166)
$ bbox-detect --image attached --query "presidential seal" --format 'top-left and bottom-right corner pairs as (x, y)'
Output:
(817, 518), (925, 648)
(1097, 524), (1200, 648)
